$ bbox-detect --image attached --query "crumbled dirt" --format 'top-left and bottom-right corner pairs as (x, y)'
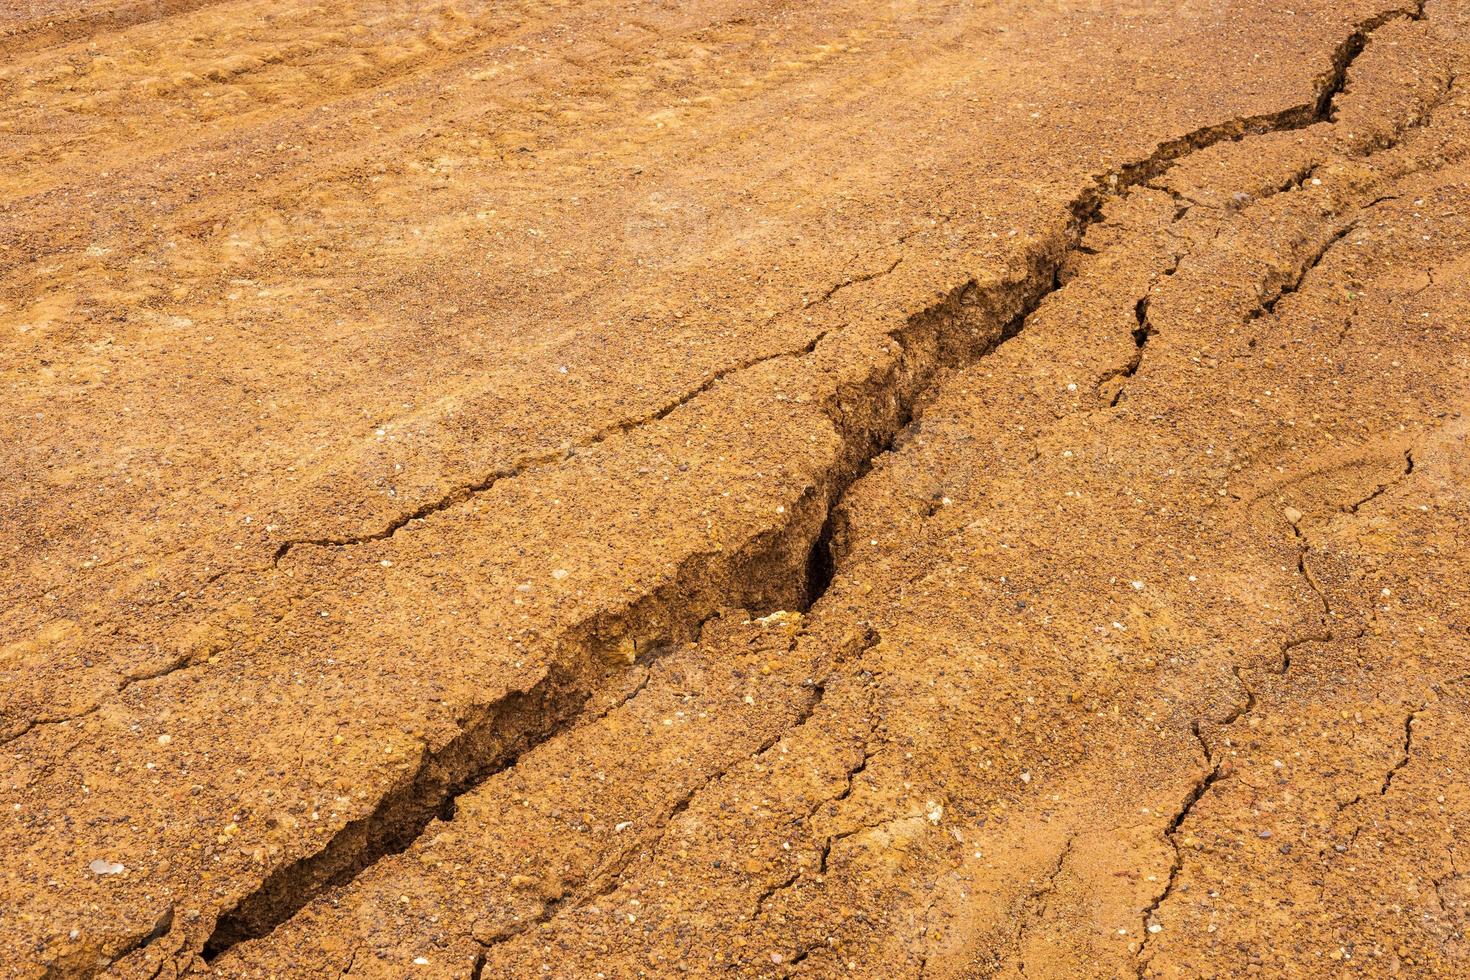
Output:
(2, 0), (1469, 977)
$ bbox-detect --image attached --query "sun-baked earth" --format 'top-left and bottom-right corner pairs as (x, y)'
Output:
(3, 0), (1470, 977)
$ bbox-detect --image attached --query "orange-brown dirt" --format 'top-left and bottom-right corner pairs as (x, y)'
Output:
(3, 0), (1470, 977)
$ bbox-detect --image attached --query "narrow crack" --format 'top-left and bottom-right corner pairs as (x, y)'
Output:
(746, 693), (885, 970)
(270, 329), (832, 567)
(1134, 491), (1342, 969)
(817, 740), (879, 875)
(1380, 707), (1420, 797)
(1432, 848), (1462, 918)
(1101, 250), (1181, 407)
(1223, 666), (1258, 725)
(469, 689), (822, 951)
(591, 673), (831, 908)
(1346, 60), (1457, 156)
(0, 652), (195, 750)
(1324, 674), (1470, 876)
(758, 708), (883, 917)
(1258, 220), (1359, 319)
(1289, 520), (1334, 620)
(815, 255), (904, 305)
(1140, 438), (1433, 966)
(1278, 630), (1334, 676)
(269, 240), (919, 570)
(337, 945), (360, 980)
(751, 870), (804, 921)
(1134, 720), (1229, 975)
(1345, 449), (1415, 512)
(584, 666), (654, 726)
(1011, 836), (1077, 977)
(914, 885), (947, 980)
(1336, 704), (1425, 813)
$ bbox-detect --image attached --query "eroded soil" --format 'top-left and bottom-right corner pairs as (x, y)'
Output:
(3, 0), (1469, 976)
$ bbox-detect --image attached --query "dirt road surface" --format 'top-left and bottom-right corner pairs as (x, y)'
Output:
(3, 0), (1469, 976)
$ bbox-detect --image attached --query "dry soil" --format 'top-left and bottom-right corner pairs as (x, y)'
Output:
(3, 0), (1470, 977)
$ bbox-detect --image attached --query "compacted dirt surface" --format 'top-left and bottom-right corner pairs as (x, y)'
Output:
(4, 0), (1470, 976)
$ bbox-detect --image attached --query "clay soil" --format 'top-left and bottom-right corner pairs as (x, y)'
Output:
(4, 0), (1470, 977)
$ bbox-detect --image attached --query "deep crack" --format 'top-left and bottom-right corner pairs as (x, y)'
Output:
(197, 7), (1427, 962)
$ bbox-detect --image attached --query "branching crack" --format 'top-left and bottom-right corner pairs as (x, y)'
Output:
(750, 700), (884, 923)
(1133, 490), (1337, 966)
(183, 6), (1433, 968)
(471, 667), (844, 957)
(278, 1), (1420, 577)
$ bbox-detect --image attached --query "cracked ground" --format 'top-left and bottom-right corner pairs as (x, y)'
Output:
(3, 0), (1470, 977)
